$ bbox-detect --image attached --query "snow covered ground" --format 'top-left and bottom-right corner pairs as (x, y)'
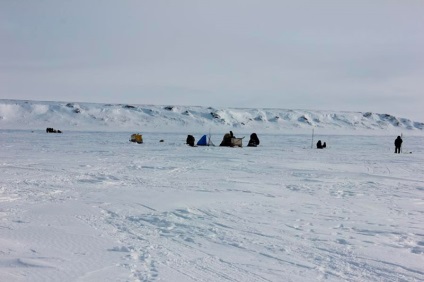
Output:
(1, 129), (423, 281)
(1, 99), (424, 134)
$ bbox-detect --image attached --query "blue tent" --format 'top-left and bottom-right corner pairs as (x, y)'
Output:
(197, 135), (208, 146)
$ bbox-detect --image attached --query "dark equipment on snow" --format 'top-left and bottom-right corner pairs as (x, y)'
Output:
(46, 127), (62, 133)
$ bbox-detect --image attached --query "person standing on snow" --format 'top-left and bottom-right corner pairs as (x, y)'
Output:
(394, 136), (403, 154)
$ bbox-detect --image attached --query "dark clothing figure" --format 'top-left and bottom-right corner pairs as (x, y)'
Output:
(394, 136), (402, 153)
(317, 140), (327, 149)
(220, 133), (232, 147)
(186, 135), (195, 147)
(220, 131), (236, 147)
(247, 133), (260, 147)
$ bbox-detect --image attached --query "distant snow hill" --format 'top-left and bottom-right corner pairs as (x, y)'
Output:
(0, 99), (423, 134)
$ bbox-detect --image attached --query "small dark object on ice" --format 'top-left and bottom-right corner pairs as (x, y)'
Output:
(186, 135), (195, 147)
(46, 127), (62, 133)
(247, 133), (260, 147)
(316, 140), (326, 149)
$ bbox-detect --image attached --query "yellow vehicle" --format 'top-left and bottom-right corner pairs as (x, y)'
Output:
(130, 133), (143, 144)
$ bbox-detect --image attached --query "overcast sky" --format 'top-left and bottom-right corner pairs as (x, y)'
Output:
(1, 0), (423, 121)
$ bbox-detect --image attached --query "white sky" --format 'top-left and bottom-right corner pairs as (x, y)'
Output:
(1, 0), (423, 121)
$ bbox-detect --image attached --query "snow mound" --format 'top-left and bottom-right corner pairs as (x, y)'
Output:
(0, 99), (423, 134)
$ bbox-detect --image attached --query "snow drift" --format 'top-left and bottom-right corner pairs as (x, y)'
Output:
(1, 99), (423, 134)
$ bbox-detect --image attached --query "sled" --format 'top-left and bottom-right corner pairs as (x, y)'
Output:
(231, 137), (243, 147)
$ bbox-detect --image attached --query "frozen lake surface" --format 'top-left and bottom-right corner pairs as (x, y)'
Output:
(1, 130), (424, 281)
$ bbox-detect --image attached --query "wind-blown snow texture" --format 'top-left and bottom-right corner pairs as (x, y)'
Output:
(1, 99), (423, 133)
(1, 130), (424, 281)
(1, 99), (424, 281)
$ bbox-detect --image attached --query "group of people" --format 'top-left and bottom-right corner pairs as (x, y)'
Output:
(186, 131), (260, 148)
(316, 140), (327, 149)
(316, 136), (403, 153)
(219, 131), (260, 147)
(186, 132), (404, 153)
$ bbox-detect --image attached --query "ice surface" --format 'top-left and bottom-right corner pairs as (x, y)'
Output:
(0, 130), (423, 281)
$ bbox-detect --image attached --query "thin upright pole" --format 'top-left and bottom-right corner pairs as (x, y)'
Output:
(208, 128), (212, 146)
(311, 128), (314, 149)
(401, 132), (403, 153)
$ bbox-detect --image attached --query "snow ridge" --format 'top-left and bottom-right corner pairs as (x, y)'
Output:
(0, 99), (423, 133)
